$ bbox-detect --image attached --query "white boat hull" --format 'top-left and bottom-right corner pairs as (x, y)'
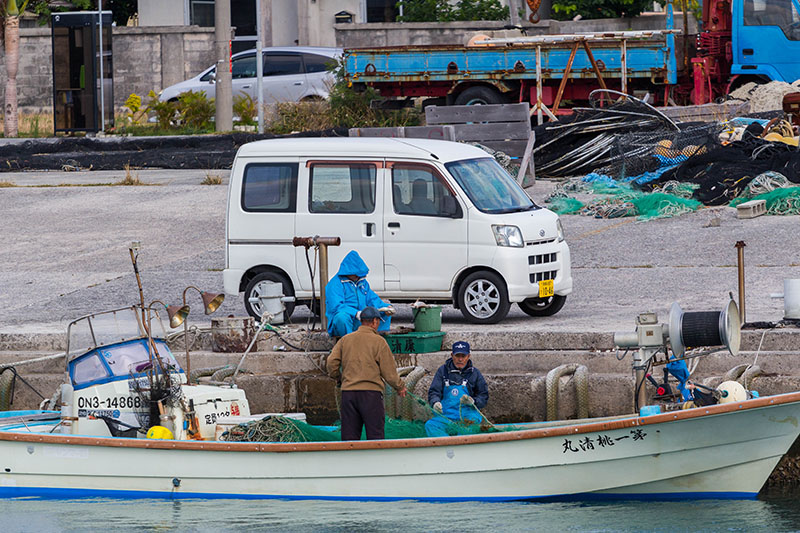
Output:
(2, 393), (799, 501)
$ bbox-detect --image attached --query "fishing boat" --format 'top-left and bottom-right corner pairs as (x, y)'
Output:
(1, 276), (797, 500)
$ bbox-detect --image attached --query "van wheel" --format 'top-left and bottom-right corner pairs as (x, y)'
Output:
(518, 295), (566, 317)
(244, 272), (295, 321)
(457, 271), (510, 324)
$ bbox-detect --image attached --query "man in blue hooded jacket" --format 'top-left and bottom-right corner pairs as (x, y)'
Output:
(326, 250), (395, 337)
(425, 341), (489, 437)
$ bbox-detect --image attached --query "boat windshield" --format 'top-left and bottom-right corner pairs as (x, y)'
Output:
(445, 158), (538, 214)
(67, 306), (168, 361)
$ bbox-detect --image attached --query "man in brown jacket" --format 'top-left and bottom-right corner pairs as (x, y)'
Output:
(327, 306), (406, 440)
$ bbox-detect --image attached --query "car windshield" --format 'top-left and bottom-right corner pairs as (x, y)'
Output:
(445, 158), (537, 213)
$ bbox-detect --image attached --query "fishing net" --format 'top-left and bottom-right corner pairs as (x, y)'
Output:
(129, 359), (183, 430)
(729, 186), (800, 215)
(547, 197), (584, 215)
(648, 137), (800, 206)
(220, 392), (525, 443)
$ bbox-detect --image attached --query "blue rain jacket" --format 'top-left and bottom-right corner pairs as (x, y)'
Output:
(428, 358), (488, 411)
(325, 250), (388, 336)
(666, 356), (692, 401)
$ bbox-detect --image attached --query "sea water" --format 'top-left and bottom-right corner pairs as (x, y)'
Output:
(3, 490), (800, 532)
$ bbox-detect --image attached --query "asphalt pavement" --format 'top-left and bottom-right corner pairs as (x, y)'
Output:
(1, 168), (798, 337)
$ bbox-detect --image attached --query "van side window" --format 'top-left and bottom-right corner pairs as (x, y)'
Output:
(241, 163), (298, 212)
(309, 164), (376, 213)
(392, 164), (457, 217)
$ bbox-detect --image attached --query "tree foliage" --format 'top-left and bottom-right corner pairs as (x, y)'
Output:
(549, 0), (652, 20)
(396, 0), (509, 22)
(29, 0), (136, 26)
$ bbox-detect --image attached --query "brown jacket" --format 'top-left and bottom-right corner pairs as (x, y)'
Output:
(326, 325), (404, 393)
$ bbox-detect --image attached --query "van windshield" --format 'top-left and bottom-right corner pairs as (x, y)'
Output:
(445, 158), (538, 214)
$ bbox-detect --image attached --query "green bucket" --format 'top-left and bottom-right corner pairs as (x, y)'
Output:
(413, 305), (442, 332)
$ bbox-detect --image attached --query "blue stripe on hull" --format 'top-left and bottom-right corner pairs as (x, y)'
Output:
(0, 486), (758, 502)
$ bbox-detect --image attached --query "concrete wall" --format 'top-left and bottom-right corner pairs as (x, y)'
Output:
(0, 26), (214, 112)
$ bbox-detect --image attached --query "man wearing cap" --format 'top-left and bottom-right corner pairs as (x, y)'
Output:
(425, 341), (489, 437)
(327, 306), (406, 440)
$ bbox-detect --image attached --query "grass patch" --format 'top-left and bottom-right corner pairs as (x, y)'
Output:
(119, 164), (144, 185)
(201, 173), (224, 185)
(0, 112), (53, 138)
(0, 180), (17, 187)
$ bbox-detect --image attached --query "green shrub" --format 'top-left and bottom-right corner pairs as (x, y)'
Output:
(178, 90), (216, 130)
(146, 90), (179, 130)
(396, 0), (509, 21)
(233, 93), (257, 126)
(549, 0), (652, 20)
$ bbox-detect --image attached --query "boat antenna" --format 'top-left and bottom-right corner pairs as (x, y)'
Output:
(128, 242), (146, 325)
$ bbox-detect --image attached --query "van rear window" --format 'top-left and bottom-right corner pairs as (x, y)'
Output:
(241, 163), (298, 212)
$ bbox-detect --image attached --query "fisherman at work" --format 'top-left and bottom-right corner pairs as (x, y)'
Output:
(326, 306), (407, 440)
(425, 341), (489, 437)
(325, 250), (395, 337)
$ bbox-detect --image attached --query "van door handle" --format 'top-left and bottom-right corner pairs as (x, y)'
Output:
(388, 222), (400, 229)
(294, 82), (303, 86)
(242, 84), (251, 89)
(742, 48), (754, 56)
(364, 222), (375, 237)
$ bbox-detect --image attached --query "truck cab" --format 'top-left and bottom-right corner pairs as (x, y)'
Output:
(733, 0), (800, 82)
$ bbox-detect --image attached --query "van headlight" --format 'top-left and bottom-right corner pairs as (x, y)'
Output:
(492, 225), (524, 248)
(556, 218), (565, 242)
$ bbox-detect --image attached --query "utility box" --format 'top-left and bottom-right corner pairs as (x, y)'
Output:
(51, 11), (113, 134)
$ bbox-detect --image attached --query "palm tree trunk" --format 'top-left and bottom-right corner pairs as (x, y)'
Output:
(3, 14), (19, 138)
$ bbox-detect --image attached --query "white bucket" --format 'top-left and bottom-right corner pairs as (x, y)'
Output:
(785, 279), (800, 320)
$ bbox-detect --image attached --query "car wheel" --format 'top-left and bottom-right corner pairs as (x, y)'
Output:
(457, 271), (510, 324)
(244, 272), (295, 321)
(518, 295), (567, 317)
(454, 86), (505, 106)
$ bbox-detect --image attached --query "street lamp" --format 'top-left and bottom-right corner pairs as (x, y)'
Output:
(182, 286), (225, 382)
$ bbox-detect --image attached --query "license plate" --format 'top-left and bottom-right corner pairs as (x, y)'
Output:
(538, 279), (554, 298)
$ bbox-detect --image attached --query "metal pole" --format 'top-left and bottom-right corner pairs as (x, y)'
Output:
(256, 0), (264, 134)
(635, 348), (647, 411)
(621, 39), (628, 96)
(215, 0), (233, 131)
(319, 244), (330, 331)
(736, 241), (747, 324)
(535, 45), (543, 125)
(98, 2), (105, 132)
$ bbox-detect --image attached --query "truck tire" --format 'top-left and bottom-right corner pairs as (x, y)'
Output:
(518, 295), (567, 317)
(457, 271), (510, 324)
(454, 86), (505, 106)
(244, 272), (295, 321)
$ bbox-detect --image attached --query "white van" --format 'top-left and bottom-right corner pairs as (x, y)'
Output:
(223, 137), (572, 324)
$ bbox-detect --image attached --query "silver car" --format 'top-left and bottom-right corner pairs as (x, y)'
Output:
(159, 46), (341, 103)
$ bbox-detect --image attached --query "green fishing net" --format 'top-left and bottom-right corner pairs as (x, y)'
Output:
(548, 197), (584, 214)
(729, 186), (800, 215)
(220, 392), (523, 443)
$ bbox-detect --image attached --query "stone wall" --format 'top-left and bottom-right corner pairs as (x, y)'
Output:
(0, 26), (214, 112)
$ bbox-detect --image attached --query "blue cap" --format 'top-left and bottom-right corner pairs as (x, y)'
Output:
(451, 341), (470, 355)
(360, 306), (381, 321)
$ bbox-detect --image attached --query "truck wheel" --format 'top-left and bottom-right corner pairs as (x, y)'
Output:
(518, 295), (566, 317)
(244, 272), (295, 321)
(454, 86), (505, 106)
(457, 271), (510, 324)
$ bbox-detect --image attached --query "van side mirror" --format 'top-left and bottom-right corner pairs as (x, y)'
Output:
(208, 72), (216, 83)
(441, 196), (461, 218)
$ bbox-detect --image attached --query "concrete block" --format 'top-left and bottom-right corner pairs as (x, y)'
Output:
(737, 199), (767, 219)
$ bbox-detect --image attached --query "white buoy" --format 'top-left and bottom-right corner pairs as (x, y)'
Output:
(718, 381), (747, 403)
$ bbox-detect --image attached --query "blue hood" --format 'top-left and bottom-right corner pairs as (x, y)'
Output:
(336, 250), (369, 278)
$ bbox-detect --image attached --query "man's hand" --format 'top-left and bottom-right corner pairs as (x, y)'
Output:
(460, 395), (475, 406)
(397, 385), (407, 398)
(433, 401), (443, 414)
(355, 310), (361, 321)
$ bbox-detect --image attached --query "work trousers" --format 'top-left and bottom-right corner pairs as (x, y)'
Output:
(340, 390), (385, 440)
